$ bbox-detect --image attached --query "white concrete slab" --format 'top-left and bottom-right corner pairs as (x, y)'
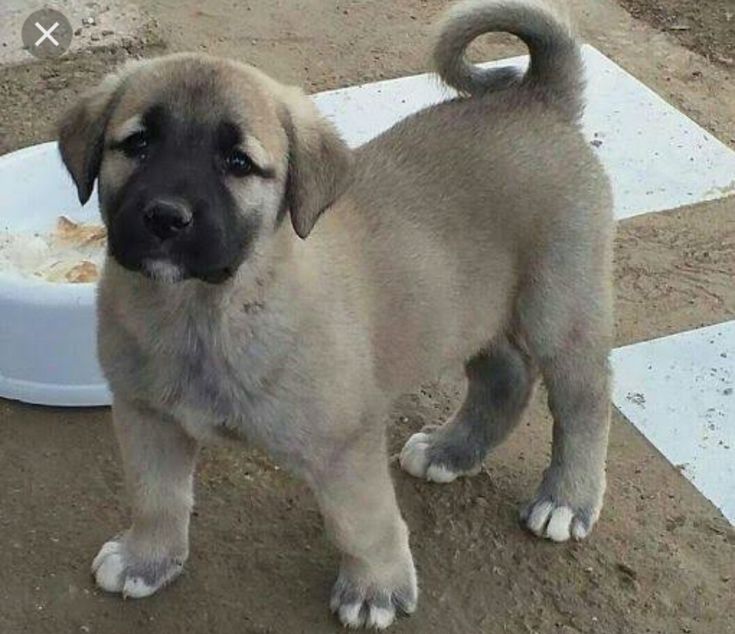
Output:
(612, 322), (735, 524)
(313, 45), (735, 220)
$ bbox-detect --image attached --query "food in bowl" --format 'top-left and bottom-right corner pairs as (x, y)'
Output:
(0, 215), (106, 283)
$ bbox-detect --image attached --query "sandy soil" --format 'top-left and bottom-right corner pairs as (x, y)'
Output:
(1, 1), (734, 633)
(619, 0), (735, 66)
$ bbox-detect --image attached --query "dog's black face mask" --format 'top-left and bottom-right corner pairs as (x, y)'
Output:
(101, 105), (260, 284)
(59, 57), (353, 284)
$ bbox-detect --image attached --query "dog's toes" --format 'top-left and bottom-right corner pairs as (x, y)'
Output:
(91, 536), (185, 598)
(122, 574), (161, 599)
(425, 462), (463, 483)
(366, 604), (397, 630)
(330, 560), (417, 630)
(571, 516), (592, 540)
(92, 540), (126, 593)
(399, 430), (481, 483)
(521, 467), (604, 542)
(334, 598), (395, 630)
(331, 588), (414, 630)
(520, 498), (594, 542)
(399, 432), (433, 479)
(335, 600), (368, 628)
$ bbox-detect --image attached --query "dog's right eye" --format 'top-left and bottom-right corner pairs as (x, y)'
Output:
(119, 132), (150, 160)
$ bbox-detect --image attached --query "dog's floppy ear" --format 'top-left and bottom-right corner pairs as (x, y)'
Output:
(58, 72), (127, 205)
(278, 89), (352, 239)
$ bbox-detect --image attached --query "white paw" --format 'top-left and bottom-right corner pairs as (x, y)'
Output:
(92, 540), (126, 593)
(521, 499), (592, 542)
(399, 432), (481, 483)
(330, 558), (417, 629)
(365, 605), (396, 630)
(91, 538), (182, 598)
(122, 575), (159, 599)
(331, 597), (397, 630)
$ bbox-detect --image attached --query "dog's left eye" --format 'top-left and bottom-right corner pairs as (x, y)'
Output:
(225, 149), (253, 177)
(119, 131), (150, 160)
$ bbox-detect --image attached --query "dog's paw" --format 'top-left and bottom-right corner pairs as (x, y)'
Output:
(92, 537), (185, 598)
(520, 498), (594, 542)
(399, 429), (482, 484)
(520, 470), (604, 542)
(330, 558), (417, 629)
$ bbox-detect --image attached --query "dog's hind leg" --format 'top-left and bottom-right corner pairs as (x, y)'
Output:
(400, 335), (536, 483)
(516, 239), (613, 543)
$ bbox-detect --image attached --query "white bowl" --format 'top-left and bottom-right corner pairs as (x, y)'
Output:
(0, 142), (112, 407)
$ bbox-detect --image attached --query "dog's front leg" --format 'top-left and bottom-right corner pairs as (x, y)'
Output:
(92, 398), (198, 598)
(309, 429), (417, 629)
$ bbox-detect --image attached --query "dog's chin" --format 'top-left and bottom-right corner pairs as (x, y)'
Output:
(142, 259), (186, 284)
(111, 251), (237, 285)
(139, 259), (236, 285)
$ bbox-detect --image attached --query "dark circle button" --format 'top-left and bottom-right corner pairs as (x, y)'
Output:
(22, 9), (73, 60)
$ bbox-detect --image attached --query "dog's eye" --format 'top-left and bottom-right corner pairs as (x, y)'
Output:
(120, 131), (150, 160)
(226, 149), (253, 177)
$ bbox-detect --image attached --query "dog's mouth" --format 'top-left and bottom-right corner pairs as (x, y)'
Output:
(138, 258), (235, 285)
(107, 231), (239, 285)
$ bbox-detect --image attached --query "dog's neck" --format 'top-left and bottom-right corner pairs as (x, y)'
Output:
(101, 222), (303, 345)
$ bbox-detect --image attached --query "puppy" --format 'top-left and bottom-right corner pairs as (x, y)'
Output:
(58, 0), (613, 628)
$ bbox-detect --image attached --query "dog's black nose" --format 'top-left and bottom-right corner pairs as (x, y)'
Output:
(143, 200), (192, 241)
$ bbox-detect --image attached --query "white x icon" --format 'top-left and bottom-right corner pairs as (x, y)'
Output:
(34, 21), (60, 47)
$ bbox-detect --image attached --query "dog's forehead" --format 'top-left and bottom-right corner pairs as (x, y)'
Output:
(110, 56), (285, 152)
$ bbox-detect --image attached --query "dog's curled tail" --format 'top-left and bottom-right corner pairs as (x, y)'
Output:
(434, 0), (584, 122)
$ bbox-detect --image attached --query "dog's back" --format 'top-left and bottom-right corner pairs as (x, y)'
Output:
(343, 0), (610, 260)
(311, 0), (613, 387)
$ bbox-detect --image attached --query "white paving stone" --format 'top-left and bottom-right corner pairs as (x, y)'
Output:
(613, 322), (735, 524)
(314, 45), (735, 220)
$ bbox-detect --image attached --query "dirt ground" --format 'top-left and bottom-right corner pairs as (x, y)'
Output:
(618, 0), (735, 66)
(1, 1), (735, 633)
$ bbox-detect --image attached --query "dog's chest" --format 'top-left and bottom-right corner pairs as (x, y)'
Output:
(147, 315), (263, 435)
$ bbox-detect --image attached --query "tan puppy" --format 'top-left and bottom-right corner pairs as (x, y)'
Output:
(58, 0), (613, 628)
